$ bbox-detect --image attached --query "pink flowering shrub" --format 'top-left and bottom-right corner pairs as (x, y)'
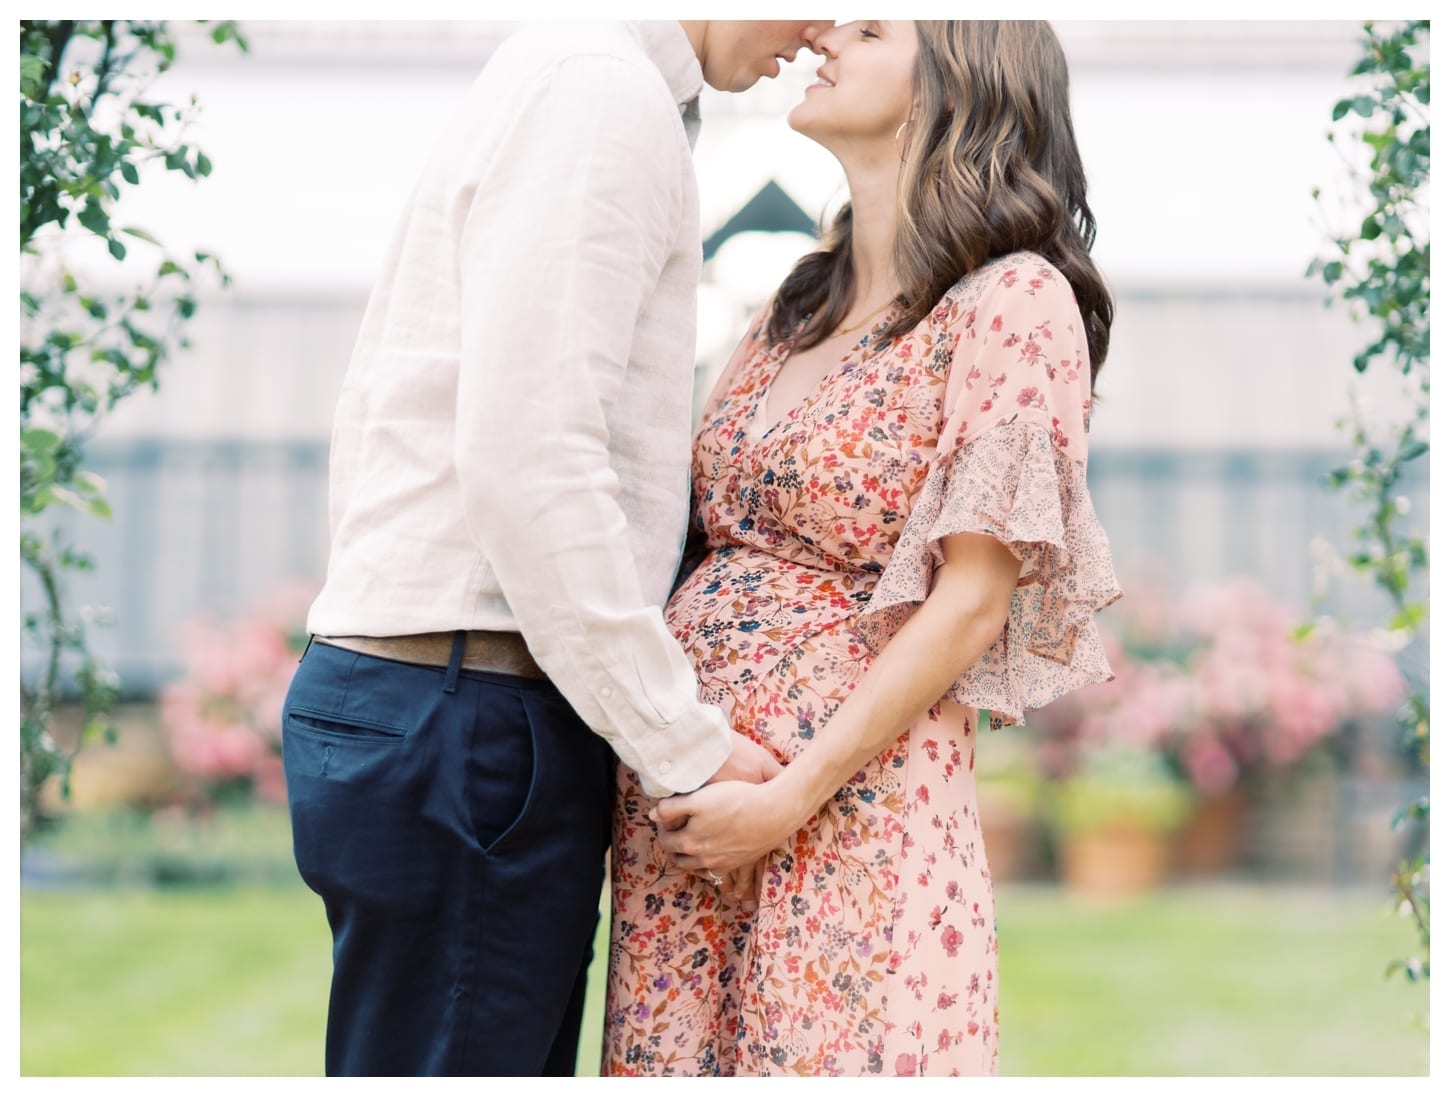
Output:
(159, 581), (314, 805)
(1028, 574), (1406, 796)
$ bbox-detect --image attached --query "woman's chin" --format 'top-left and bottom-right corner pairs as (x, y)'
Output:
(786, 103), (822, 139)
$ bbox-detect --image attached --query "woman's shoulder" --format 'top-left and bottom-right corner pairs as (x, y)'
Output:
(939, 251), (1076, 317)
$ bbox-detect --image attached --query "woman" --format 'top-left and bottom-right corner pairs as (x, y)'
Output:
(603, 20), (1119, 1076)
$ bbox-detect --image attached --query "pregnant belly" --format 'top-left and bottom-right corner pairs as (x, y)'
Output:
(666, 543), (878, 705)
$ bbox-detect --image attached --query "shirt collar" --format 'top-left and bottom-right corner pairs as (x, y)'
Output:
(626, 21), (704, 111)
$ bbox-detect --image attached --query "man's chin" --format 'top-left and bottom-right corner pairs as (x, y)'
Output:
(704, 73), (757, 94)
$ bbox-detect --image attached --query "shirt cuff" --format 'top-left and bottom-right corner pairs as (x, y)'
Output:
(631, 703), (733, 798)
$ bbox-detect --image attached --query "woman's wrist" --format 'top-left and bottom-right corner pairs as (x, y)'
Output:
(775, 747), (851, 835)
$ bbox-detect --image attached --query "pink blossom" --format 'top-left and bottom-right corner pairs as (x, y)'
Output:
(1179, 732), (1239, 796)
(1023, 570), (1405, 790)
(168, 719), (265, 781)
(1342, 642), (1408, 715)
(159, 580), (315, 799)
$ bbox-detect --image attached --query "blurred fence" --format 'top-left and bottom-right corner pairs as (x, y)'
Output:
(30, 436), (1426, 698)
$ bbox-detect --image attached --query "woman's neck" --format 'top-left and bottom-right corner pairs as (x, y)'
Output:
(839, 151), (903, 309)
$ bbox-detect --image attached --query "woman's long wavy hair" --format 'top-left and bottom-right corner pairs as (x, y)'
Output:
(767, 20), (1113, 388)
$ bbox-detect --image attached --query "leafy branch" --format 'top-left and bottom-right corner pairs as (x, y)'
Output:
(1309, 18), (1429, 992)
(19, 20), (248, 841)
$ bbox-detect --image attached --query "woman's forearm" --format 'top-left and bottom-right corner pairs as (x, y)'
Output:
(771, 552), (1017, 833)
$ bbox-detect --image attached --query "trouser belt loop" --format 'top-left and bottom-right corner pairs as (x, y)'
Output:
(443, 629), (466, 694)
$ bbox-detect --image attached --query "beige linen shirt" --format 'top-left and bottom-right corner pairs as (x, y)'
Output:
(308, 21), (731, 796)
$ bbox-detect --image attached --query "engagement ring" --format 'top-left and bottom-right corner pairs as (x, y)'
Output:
(708, 870), (724, 886)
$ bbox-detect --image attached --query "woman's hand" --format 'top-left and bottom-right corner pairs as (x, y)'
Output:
(722, 859), (766, 910)
(652, 779), (806, 877)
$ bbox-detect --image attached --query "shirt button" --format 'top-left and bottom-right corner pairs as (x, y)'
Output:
(600, 686), (613, 699)
(660, 761), (672, 773)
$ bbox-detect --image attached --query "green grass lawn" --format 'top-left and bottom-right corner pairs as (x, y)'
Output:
(21, 881), (1426, 1077)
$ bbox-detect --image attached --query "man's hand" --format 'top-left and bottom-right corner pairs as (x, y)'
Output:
(704, 734), (782, 786)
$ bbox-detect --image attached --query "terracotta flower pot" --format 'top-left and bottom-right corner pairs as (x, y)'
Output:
(1176, 787), (1247, 877)
(1057, 822), (1176, 897)
(980, 806), (1049, 882)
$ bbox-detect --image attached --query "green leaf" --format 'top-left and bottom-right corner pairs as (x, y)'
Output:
(1321, 260), (1343, 284)
(1332, 98), (1352, 121)
(77, 201), (109, 236)
(196, 151), (212, 177)
(1398, 439), (1428, 463)
(121, 226), (162, 246)
(1389, 605), (1426, 632)
(21, 428), (63, 454)
(86, 495), (113, 520)
(1391, 797), (1430, 833)
(119, 161), (140, 185)
(20, 54), (48, 98)
(107, 237), (127, 261)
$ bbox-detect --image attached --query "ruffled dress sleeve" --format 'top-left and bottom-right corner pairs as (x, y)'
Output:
(856, 254), (1122, 727)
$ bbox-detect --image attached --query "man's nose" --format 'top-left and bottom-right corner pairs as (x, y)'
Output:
(801, 21), (835, 52)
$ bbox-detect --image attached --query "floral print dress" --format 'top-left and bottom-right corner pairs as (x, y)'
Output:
(602, 251), (1120, 1077)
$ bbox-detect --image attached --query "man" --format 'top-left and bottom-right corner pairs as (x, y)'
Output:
(281, 19), (830, 1078)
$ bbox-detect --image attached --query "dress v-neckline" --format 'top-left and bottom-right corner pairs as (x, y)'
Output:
(743, 311), (898, 444)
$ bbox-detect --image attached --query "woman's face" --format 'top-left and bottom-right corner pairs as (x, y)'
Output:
(788, 21), (919, 153)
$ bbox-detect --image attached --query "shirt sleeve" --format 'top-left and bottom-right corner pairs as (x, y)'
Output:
(856, 254), (1122, 725)
(454, 53), (730, 797)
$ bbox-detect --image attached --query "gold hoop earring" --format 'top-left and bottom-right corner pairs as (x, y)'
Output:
(895, 121), (908, 142)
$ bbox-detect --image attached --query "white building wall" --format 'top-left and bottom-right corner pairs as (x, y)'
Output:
(94, 18), (1405, 450)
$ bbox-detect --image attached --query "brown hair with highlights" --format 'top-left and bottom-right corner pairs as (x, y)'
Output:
(768, 20), (1113, 388)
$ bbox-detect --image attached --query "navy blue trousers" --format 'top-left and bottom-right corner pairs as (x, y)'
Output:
(282, 638), (614, 1076)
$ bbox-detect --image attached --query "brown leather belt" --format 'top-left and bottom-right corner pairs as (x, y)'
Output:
(316, 631), (546, 680)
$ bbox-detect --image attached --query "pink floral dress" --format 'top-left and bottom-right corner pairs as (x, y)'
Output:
(602, 251), (1120, 1077)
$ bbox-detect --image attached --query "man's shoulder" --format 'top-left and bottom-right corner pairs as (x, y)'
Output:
(481, 22), (668, 101)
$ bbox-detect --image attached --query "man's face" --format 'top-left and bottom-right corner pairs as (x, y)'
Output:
(701, 20), (833, 93)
